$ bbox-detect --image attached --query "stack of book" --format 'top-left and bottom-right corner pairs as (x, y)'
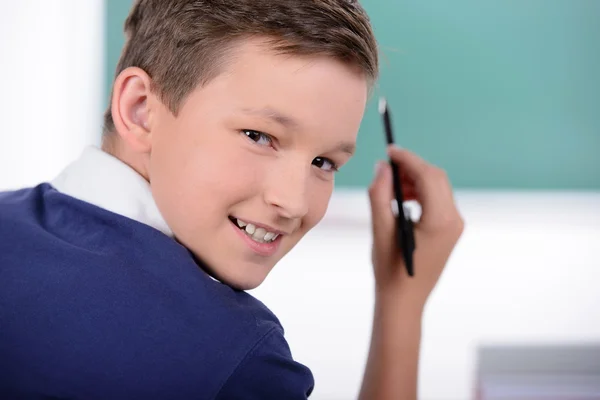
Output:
(475, 344), (600, 399)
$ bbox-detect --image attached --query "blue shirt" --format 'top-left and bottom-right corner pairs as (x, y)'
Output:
(0, 176), (314, 398)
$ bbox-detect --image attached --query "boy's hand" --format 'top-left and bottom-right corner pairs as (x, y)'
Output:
(359, 146), (464, 400)
(368, 145), (464, 305)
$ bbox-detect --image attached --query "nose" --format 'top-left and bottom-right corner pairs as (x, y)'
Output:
(263, 164), (310, 220)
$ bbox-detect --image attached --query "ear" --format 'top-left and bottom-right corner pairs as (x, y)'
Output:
(110, 67), (155, 153)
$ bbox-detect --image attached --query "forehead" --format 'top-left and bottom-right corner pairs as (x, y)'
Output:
(184, 38), (368, 144)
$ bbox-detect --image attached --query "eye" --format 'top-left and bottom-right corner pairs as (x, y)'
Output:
(242, 129), (272, 146)
(312, 157), (338, 172)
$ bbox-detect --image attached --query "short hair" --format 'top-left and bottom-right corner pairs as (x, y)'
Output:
(103, 0), (379, 136)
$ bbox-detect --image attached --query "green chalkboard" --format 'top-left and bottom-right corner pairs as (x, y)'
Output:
(105, 0), (600, 190)
(104, 0), (133, 107)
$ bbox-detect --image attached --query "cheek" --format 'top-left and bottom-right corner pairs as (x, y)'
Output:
(150, 127), (261, 228)
(304, 179), (334, 229)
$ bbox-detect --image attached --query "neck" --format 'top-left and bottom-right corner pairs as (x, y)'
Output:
(101, 134), (150, 182)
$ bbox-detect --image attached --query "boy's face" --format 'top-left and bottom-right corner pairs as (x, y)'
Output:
(147, 40), (367, 290)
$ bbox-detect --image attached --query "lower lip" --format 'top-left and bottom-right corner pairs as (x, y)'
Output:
(230, 220), (282, 257)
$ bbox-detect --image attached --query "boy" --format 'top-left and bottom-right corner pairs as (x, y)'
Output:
(0, 0), (464, 399)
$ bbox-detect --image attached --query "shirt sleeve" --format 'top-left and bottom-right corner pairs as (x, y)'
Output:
(215, 327), (315, 400)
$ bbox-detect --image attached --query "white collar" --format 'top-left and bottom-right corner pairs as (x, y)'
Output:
(51, 146), (174, 237)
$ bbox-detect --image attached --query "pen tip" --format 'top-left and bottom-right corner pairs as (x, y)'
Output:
(378, 97), (387, 115)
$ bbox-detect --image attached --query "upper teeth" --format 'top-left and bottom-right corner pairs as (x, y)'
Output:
(235, 218), (279, 243)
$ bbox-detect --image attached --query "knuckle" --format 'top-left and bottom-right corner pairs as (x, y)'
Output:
(449, 213), (465, 235)
(426, 166), (451, 188)
(455, 215), (466, 234)
(424, 164), (441, 177)
(434, 208), (464, 232)
(368, 182), (378, 197)
(368, 184), (382, 203)
(434, 166), (448, 180)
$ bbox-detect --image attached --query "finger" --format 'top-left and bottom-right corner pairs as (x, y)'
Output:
(368, 161), (395, 252)
(400, 175), (418, 201)
(400, 169), (411, 184)
(401, 173), (412, 187)
(387, 145), (438, 211)
(386, 145), (430, 186)
(387, 145), (460, 230)
(402, 188), (418, 202)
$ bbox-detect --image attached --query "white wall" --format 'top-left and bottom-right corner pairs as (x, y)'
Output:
(251, 191), (600, 400)
(0, 0), (104, 191)
(2, 3), (599, 400)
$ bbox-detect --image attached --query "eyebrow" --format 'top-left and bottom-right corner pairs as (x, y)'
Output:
(239, 106), (356, 155)
(239, 107), (300, 129)
(335, 141), (356, 156)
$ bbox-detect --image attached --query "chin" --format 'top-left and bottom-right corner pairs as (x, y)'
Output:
(185, 246), (273, 291)
(205, 261), (273, 291)
(222, 272), (268, 291)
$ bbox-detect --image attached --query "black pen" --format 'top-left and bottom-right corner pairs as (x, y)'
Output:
(379, 97), (415, 277)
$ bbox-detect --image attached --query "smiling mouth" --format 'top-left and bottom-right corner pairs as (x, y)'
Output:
(228, 216), (280, 243)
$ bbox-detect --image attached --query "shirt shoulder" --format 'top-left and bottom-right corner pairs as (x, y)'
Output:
(215, 325), (314, 400)
(0, 184), (55, 250)
(0, 183), (46, 222)
(0, 183), (313, 399)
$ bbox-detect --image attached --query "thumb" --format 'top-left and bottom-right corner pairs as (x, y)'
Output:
(368, 161), (395, 252)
